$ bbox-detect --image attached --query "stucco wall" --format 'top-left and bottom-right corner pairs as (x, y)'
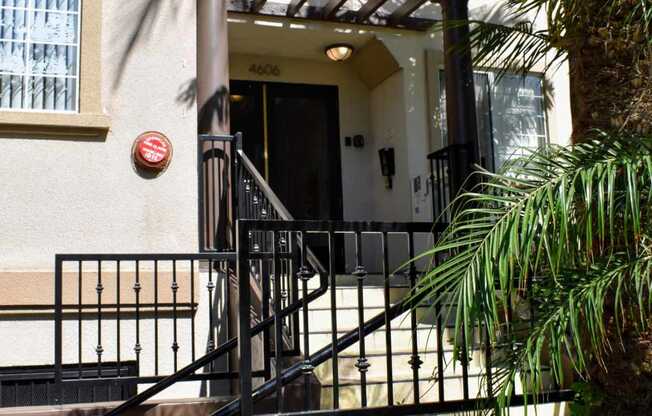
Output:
(0, 0), (199, 272)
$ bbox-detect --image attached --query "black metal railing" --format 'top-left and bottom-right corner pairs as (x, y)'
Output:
(52, 132), (574, 416)
(427, 143), (472, 223)
(199, 133), (240, 252)
(96, 247), (330, 416)
(222, 220), (437, 415)
(215, 219), (573, 416)
(53, 252), (236, 406)
(236, 147), (326, 272)
(236, 147), (329, 359)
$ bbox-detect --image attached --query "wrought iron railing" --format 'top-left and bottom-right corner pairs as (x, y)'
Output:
(217, 220), (573, 416)
(49, 133), (574, 416)
(53, 253), (237, 406)
(199, 133), (240, 252)
(427, 143), (472, 223)
(236, 145), (329, 358)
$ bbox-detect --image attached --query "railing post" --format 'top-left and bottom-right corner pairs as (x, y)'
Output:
(232, 132), (243, 248)
(53, 255), (63, 405)
(198, 135), (207, 252)
(237, 220), (253, 416)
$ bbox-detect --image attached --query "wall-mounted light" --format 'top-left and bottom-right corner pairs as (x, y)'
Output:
(325, 44), (354, 62)
(378, 147), (395, 189)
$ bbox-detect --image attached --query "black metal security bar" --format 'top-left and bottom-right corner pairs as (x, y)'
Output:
(427, 143), (471, 223)
(53, 252), (236, 406)
(199, 133), (240, 252)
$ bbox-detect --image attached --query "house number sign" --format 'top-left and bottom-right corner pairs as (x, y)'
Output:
(249, 63), (281, 77)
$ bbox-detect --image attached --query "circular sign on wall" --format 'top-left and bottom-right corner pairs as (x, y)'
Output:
(132, 131), (173, 175)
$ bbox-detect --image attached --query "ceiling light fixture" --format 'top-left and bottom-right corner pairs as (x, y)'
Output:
(325, 44), (354, 62)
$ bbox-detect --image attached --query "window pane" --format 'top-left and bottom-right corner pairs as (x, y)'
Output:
(0, 1), (29, 8)
(491, 74), (546, 168)
(0, 39), (26, 73)
(30, 43), (77, 76)
(0, 0), (79, 112)
(438, 70), (495, 170)
(437, 70), (547, 171)
(0, 6), (28, 41)
(27, 75), (74, 110)
(31, 9), (78, 44)
(0, 74), (25, 108)
(31, 0), (80, 12)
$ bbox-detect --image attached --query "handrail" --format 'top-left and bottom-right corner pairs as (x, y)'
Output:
(212, 292), (418, 416)
(236, 148), (327, 275)
(103, 264), (329, 416)
(237, 149), (292, 220)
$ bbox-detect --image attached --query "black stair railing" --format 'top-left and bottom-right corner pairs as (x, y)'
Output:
(215, 219), (574, 416)
(91, 252), (329, 416)
(199, 133), (240, 252)
(427, 143), (472, 223)
(221, 220), (444, 416)
(53, 253), (237, 408)
(235, 141), (329, 362)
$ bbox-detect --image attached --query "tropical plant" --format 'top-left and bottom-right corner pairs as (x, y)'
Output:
(419, 1), (652, 414)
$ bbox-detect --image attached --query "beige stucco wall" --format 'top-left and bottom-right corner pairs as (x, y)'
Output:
(0, 0), (199, 272)
(0, 1), (220, 399)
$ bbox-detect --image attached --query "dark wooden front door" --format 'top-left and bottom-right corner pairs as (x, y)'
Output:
(230, 80), (343, 221)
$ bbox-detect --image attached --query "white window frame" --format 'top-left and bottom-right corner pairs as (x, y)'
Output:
(0, 0), (82, 113)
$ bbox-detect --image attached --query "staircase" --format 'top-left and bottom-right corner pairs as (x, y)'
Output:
(304, 275), (484, 409)
(42, 135), (572, 416)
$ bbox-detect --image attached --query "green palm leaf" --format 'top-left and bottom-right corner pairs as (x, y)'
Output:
(413, 133), (652, 413)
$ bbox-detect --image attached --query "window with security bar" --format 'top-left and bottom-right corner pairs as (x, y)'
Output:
(0, 0), (81, 112)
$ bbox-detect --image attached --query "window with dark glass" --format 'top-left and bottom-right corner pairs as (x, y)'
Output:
(439, 70), (548, 171)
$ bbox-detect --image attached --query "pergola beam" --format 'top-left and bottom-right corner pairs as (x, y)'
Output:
(321, 0), (347, 19)
(250, 0), (267, 13)
(388, 0), (430, 24)
(286, 0), (307, 17)
(356, 0), (389, 23)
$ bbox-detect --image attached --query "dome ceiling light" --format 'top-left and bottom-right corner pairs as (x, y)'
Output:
(325, 44), (354, 62)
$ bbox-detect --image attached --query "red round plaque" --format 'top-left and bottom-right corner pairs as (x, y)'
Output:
(133, 131), (173, 172)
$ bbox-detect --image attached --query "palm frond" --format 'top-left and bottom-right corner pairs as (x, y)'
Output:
(413, 133), (652, 413)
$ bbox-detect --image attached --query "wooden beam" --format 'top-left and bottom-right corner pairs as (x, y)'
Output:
(321, 0), (347, 19)
(286, 0), (307, 17)
(250, 0), (267, 13)
(356, 0), (388, 23)
(388, 0), (430, 24)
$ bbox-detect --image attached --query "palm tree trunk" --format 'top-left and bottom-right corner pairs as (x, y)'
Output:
(568, 1), (652, 140)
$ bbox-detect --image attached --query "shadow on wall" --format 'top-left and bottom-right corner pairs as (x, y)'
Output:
(112, 0), (182, 89)
(112, 0), (230, 133)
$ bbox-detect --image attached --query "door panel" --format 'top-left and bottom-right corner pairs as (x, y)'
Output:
(230, 80), (344, 269)
(266, 83), (342, 221)
(230, 80), (343, 221)
(230, 81), (265, 174)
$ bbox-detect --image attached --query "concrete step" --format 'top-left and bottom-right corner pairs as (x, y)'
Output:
(319, 376), (486, 409)
(304, 326), (484, 355)
(307, 286), (409, 309)
(299, 308), (470, 334)
(314, 350), (487, 383)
